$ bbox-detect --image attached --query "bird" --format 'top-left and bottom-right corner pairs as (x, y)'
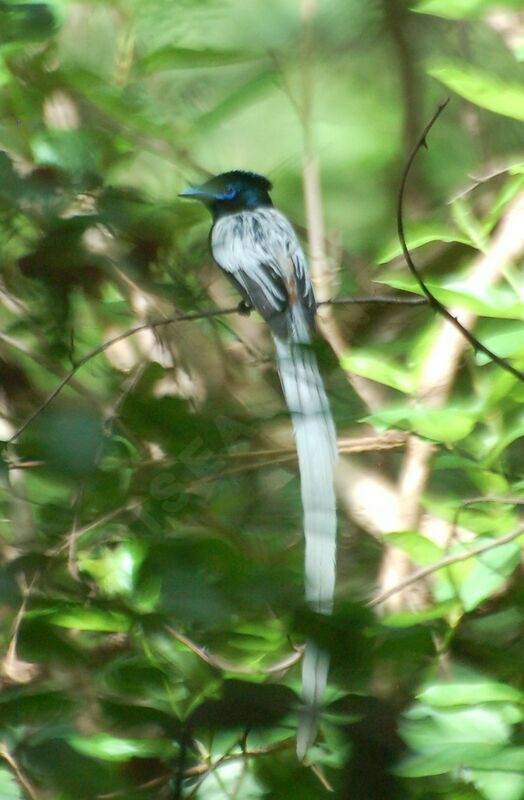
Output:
(180, 170), (338, 758)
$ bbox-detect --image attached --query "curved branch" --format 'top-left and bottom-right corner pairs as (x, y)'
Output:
(5, 295), (425, 445)
(165, 625), (303, 675)
(370, 523), (524, 609)
(397, 98), (524, 384)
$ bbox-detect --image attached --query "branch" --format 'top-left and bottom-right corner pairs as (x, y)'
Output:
(370, 523), (524, 609)
(165, 625), (303, 675)
(452, 495), (524, 533)
(6, 304), (241, 444)
(0, 741), (41, 800)
(5, 295), (425, 446)
(397, 98), (524, 383)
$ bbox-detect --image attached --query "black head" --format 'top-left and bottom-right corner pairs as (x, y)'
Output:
(179, 170), (273, 219)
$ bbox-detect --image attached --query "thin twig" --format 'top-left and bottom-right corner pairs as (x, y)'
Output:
(50, 502), (141, 556)
(451, 496), (524, 537)
(6, 305), (241, 444)
(5, 295), (425, 446)
(370, 523), (524, 609)
(0, 742), (40, 800)
(183, 740), (293, 780)
(165, 625), (303, 675)
(397, 98), (524, 383)
(191, 433), (408, 485)
(327, 295), (426, 307)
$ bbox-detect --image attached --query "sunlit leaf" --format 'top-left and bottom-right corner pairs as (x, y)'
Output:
(474, 323), (524, 364)
(50, 606), (130, 632)
(428, 62), (524, 122)
(141, 46), (254, 72)
(68, 733), (177, 761)
(384, 531), (442, 565)
(458, 540), (521, 612)
(0, 768), (23, 800)
(470, 750), (524, 800)
(341, 350), (415, 393)
(377, 225), (473, 263)
(365, 404), (477, 443)
(395, 742), (502, 777)
(78, 540), (147, 597)
(413, 0), (522, 20)
(376, 275), (524, 319)
(418, 678), (524, 707)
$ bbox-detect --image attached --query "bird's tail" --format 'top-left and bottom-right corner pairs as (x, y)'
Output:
(273, 312), (337, 759)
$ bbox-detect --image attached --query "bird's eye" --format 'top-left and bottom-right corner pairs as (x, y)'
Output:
(222, 184), (237, 200)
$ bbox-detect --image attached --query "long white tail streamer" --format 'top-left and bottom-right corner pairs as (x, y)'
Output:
(274, 306), (337, 759)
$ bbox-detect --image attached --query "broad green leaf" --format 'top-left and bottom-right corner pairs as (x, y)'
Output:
(78, 540), (147, 597)
(418, 679), (524, 707)
(398, 705), (514, 776)
(468, 747), (524, 772)
(141, 46), (254, 72)
(458, 540), (521, 612)
(365, 404), (477, 443)
(482, 409), (524, 464)
(382, 600), (459, 628)
(377, 224), (473, 263)
(31, 130), (103, 176)
(68, 733), (177, 761)
(340, 350), (414, 393)
(395, 742), (503, 777)
(0, 768), (23, 800)
(50, 606), (130, 632)
(376, 275), (524, 319)
(474, 324), (524, 365)
(482, 172), (524, 234)
(428, 63), (524, 122)
(472, 770), (524, 800)
(413, 0), (522, 20)
(384, 531), (442, 565)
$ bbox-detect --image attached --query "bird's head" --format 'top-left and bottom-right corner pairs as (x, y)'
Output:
(179, 170), (273, 218)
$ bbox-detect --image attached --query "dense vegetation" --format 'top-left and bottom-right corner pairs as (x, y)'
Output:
(0, 1), (523, 798)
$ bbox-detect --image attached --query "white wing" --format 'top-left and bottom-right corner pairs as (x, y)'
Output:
(211, 208), (315, 339)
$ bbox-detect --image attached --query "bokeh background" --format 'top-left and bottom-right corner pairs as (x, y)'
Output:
(1, 1), (524, 798)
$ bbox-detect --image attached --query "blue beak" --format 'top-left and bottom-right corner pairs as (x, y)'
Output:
(179, 186), (209, 200)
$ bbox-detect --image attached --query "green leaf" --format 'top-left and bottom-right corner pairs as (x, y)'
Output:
(78, 540), (148, 597)
(458, 540), (521, 612)
(398, 704), (514, 776)
(384, 531), (442, 565)
(470, 750), (524, 800)
(382, 601), (458, 628)
(340, 350), (414, 393)
(412, 0), (522, 20)
(50, 606), (130, 632)
(365, 404), (477, 443)
(31, 130), (104, 176)
(428, 62), (524, 122)
(483, 417), (524, 465)
(376, 275), (524, 319)
(474, 324), (524, 364)
(377, 224), (473, 263)
(141, 46), (254, 72)
(395, 742), (503, 777)
(418, 679), (524, 707)
(472, 769), (524, 800)
(68, 733), (177, 762)
(0, 768), (23, 800)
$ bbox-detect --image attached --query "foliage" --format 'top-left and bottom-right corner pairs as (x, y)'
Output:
(0, 1), (523, 798)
